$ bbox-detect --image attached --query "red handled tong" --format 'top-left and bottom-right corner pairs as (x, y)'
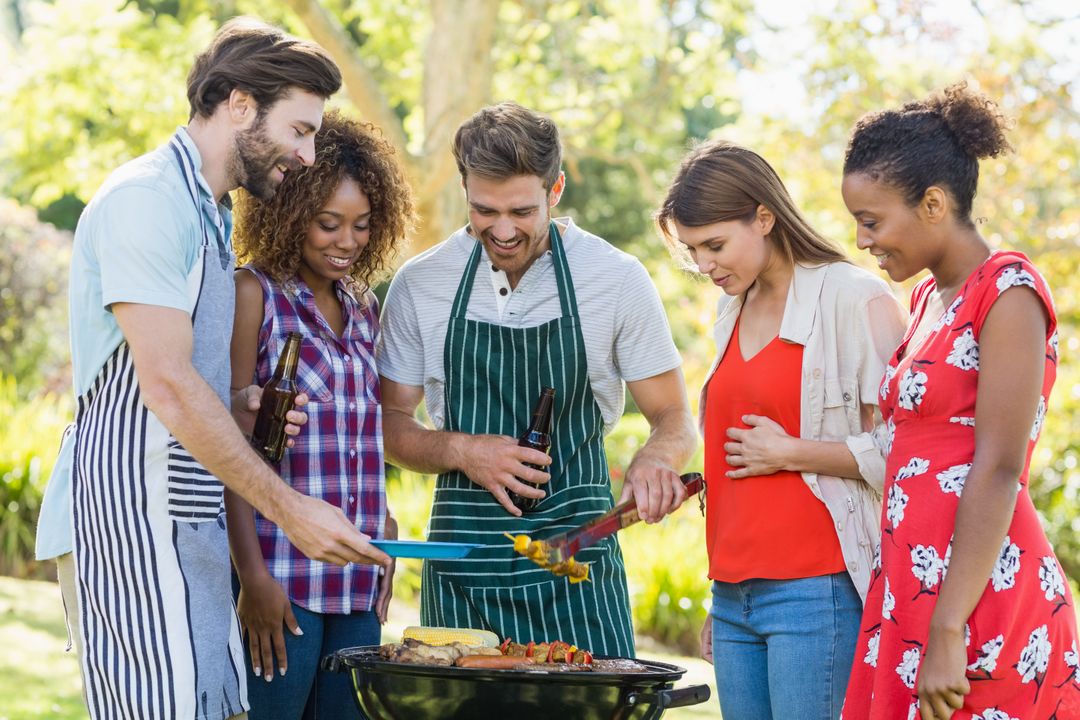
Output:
(538, 472), (704, 565)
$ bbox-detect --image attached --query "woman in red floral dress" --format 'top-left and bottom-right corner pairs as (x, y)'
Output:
(840, 84), (1080, 720)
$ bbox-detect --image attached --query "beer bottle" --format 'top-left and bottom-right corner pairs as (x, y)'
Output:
(250, 332), (301, 464)
(510, 387), (555, 512)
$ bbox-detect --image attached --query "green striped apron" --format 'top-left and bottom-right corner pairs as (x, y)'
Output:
(420, 222), (635, 657)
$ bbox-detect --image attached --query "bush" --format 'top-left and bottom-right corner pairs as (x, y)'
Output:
(0, 199), (72, 397)
(0, 374), (73, 579)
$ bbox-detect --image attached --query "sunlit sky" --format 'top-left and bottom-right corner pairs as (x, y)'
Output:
(734, 0), (1080, 121)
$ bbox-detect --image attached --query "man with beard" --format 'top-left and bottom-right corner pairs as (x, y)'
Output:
(378, 102), (697, 656)
(33, 18), (388, 720)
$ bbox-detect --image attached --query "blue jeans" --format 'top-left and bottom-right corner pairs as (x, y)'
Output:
(244, 602), (380, 720)
(710, 573), (861, 720)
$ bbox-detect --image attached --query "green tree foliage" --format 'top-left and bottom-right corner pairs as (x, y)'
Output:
(0, 199), (71, 395)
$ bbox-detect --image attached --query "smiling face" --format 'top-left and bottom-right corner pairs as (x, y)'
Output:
(231, 88), (325, 201)
(465, 173), (563, 288)
(297, 177), (371, 290)
(672, 206), (778, 296)
(841, 171), (942, 282)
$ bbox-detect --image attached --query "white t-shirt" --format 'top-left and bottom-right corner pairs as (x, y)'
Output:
(377, 218), (682, 434)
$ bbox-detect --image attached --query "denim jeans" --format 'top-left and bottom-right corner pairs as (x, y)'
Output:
(244, 601), (380, 720)
(709, 573), (861, 720)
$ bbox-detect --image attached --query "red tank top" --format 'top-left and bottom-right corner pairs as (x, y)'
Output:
(703, 316), (846, 582)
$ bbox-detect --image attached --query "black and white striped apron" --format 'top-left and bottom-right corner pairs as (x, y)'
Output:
(71, 135), (246, 719)
(420, 222), (635, 657)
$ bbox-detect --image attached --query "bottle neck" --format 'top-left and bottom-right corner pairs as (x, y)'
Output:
(275, 333), (301, 381)
(528, 389), (555, 433)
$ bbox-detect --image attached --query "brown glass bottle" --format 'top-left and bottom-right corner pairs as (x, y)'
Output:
(250, 332), (301, 464)
(510, 387), (555, 512)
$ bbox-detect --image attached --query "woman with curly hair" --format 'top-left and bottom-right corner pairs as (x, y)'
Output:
(840, 84), (1080, 719)
(226, 109), (414, 719)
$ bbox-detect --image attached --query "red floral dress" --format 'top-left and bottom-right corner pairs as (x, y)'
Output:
(843, 252), (1080, 720)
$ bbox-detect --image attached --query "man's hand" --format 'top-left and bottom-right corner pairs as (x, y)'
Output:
(618, 456), (687, 524)
(231, 385), (309, 444)
(455, 434), (551, 517)
(724, 415), (795, 479)
(236, 571), (301, 683)
(279, 494), (392, 567)
(918, 625), (970, 720)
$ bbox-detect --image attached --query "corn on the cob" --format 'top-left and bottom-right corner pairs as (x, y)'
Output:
(401, 626), (500, 648)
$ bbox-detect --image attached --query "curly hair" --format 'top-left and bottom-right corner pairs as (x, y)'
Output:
(843, 81), (1012, 225)
(233, 109), (415, 290)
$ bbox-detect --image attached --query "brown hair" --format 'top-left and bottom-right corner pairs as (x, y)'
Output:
(844, 82), (1012, 226)
(186, 17), (341, 121)
(452, 102), (562, 190)
(233, 110), (415, 290)
(657, 140), (847, 267)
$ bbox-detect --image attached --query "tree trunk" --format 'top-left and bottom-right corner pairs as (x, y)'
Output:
(284, 0), (501, 255)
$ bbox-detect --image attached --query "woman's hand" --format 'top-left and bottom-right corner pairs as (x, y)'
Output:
(917, 625), (970, 720)
(230, 385), (309, 444)
(699, 617), (714, 664)
(375, 516), (398, 624)
(724, 415), (795, 478)
(236, 571), (302, 682)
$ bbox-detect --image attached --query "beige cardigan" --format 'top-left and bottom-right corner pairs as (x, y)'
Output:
(698, 261), (907, 602)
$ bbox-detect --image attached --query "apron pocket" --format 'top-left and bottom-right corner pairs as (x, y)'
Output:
(166, 439), (224, 522)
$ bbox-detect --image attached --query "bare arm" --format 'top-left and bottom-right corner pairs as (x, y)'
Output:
(621, 368), (698, 523)
(112, 301), (390, 568)
(380, 376), (551, 517)
(917, 288), (1047, 719)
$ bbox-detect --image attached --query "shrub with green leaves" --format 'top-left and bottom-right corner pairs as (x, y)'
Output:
(0, 199), (72, 397)
(0, 374), (73, 578)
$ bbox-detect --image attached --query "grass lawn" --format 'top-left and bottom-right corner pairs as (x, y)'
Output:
(0, 576), (720, 719)
(0, 576), (86, 720)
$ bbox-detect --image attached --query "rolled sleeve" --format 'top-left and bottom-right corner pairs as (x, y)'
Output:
(377, 270), (425, 386)
(845, 430), (886, 495)
(612, 261), (681, 381)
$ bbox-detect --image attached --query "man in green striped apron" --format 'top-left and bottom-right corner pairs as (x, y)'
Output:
(379, 102), (697, 656)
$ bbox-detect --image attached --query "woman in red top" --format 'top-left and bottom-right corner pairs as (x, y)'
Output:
(840, 84), (1080, 719)
(657, 141), (905, 719)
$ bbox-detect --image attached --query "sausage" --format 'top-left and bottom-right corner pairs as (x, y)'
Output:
(455, 654), (532, 669)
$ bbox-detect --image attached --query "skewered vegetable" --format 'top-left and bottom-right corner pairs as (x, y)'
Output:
(504, 533), (591, 583)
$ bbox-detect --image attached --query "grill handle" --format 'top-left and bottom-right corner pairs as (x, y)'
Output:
(320, 653), (343, 673)
(626, 683), (711, 709)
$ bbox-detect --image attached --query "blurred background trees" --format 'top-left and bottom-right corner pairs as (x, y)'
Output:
(1, 0), (1077, 653)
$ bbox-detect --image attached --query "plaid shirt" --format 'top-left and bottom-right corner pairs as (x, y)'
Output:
(246, 266), (386, 614)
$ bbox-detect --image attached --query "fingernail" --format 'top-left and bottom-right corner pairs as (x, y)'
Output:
(253, 666), (261, 676)
(295, 627), (304, 636)
(279, 667), (286, 676)
(264, 672), (273, 682)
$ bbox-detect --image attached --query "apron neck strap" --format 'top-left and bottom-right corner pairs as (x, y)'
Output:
(450, 222), (579, 320)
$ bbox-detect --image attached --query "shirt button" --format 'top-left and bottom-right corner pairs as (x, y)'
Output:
(813, 369), (822, 379)
(349, 402), (356, 410)
(835, 521), (844, 532)
(349, 449), (357, 458)
(344, 355), (351, 362)
(349, 495), (356, 504)
(848, 561), (858, 571)
(499, 287), (508, 296)
(843, 392), (852, 402)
